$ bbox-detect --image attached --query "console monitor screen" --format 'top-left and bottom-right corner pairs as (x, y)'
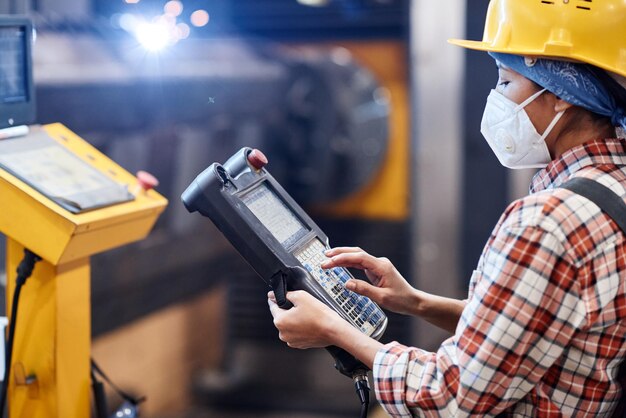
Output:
(242, 183), (309, 248)
(0, 17), (35, 129)
(0, 131), (134, 213)
(0, 26), (28, 105)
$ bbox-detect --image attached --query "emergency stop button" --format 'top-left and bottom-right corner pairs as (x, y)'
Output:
(248, 149), (268, 170)
(135, 170), (159, 193)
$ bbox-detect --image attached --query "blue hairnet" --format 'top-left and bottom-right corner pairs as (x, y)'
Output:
(489, 52), (626, 130)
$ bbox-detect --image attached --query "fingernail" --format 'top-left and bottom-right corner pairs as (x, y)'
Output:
(324, 250), (331, 255)
(345, 281), (355, 290)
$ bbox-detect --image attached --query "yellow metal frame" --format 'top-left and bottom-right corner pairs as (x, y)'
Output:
(0, 123), (167, 418)
(0, 123), (167, 265)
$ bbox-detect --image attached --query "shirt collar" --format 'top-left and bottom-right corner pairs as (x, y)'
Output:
(530, 138), (626, 193)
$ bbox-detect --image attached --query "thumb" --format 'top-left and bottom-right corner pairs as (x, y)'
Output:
(285, 290), (307, 306)
(345, 279), (380, 300)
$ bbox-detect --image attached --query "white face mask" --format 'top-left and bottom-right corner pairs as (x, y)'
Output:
(480, 88), (565, 169)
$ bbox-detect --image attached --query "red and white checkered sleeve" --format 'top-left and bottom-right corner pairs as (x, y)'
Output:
(373, 223), (587, 417)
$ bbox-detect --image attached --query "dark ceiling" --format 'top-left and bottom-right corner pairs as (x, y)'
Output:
(94, 0), (408, 40)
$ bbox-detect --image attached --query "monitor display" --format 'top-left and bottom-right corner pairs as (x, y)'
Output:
(0, 17), (35, 129)
(242, 183), (309, 248)
(0, 131), (134, 213)
(0, 26), (28, 105)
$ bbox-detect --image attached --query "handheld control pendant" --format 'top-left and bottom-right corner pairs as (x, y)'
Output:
(181, 147), (387, 377)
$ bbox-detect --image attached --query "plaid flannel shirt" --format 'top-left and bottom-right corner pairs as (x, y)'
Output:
(374, 139), (626, 417)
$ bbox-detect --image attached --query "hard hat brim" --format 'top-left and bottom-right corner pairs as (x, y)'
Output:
(446, 38), (537, 55)
(447, 38), (626, 79)
(447, 39), (493, 51)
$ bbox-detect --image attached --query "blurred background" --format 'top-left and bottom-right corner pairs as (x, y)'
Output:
(0, 0), (537, 416)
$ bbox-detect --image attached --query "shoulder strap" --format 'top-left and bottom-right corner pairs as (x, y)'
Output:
(561, 177), (626, 235)
(562, 177), (626, 418)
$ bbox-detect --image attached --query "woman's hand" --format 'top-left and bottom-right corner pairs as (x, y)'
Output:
(268, 290), (350, 349)
(322, 247), (420, 316)
(323, 247), (467, 333)
(268, 290), (384, 368)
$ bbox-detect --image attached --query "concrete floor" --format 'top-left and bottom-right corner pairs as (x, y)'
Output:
(155, 405), (391, 418)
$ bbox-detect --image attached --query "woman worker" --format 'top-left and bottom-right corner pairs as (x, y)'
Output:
(268, 1), (626, 416)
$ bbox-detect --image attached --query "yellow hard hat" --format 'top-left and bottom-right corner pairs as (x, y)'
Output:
(448, 0), (626, 78)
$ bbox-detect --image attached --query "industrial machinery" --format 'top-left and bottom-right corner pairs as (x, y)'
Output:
(0, 3), (410, 414)
(0, 16), (167, 418)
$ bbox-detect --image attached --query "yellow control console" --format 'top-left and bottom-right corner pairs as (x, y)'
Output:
(0, 123), (167, 418)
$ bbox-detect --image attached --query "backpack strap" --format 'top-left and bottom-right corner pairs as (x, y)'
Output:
(560, 176), (626, 418)
(561, 177), (626, 235)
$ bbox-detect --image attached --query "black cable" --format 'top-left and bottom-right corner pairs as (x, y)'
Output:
(326, 346), (370, 418)
(91, 359), (145, 418)
(91, 359), (146, 407)
(91, 367), (108, 418)
(353, 372), (370, 418)
(0, 249), (41, 417)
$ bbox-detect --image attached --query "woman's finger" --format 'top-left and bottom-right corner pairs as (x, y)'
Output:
(345, 279), (381, 300)
(324, 247), (365, 257)
(285, 290), (308, 306)
(268, 291), (277, 303)
(321, 252), (381, 271)
(268, 296), (283, 319)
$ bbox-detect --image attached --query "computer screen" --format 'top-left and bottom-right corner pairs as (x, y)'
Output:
(242, 183), (309, 248)
(0, 26), (28, 105)
(0, 17), (35, 129)
(0, 131), (135, 213)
